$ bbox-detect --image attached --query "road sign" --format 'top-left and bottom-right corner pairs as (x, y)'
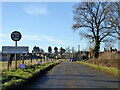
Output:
(39, 61), (42, 64)
(11, 31), (22, 41)
(20, 64), (25, 68)
(2, 46), (29, 54)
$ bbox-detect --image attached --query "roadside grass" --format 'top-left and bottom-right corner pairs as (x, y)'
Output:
(1, 61), (61, 89)
(76, 61), (120, 79)
(0, 59), (55, 70)
(58, 59), (65, 60)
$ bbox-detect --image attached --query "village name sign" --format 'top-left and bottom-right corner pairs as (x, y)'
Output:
(2, 31), (29, 70)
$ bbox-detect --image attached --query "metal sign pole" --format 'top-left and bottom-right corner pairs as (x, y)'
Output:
(15, 41), (17, 47)
(15, 41), (17, 70)
(72, 47), (74, 58)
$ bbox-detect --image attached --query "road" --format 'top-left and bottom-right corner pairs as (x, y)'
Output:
(24, 60), (120, 88)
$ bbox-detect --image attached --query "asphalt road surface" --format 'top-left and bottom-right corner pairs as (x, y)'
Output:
(24, 60), (120, 88)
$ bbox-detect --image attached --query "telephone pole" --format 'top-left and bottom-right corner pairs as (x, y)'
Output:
(72, 47), (74, 58)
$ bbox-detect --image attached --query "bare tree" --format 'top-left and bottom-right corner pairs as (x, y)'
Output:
(66, 47), (71, 53)
(106, 2), (120, 39)
(72, 2), (117, 58)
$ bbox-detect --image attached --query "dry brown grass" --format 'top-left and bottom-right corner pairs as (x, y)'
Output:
(0, 59), (56, 71)
(87, 52), (120, 69)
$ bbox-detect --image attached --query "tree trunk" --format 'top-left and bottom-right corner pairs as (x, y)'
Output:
(61, 53), (63, 59)
(94, 37), (100, 58)
(41, 57), (42, 61)
(44, 56), (45, 61)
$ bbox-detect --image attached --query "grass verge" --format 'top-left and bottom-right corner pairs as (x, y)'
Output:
(1, 61), (61, 90)
(58, 59), (65, 60)
(76, 61), (120, 79)
(0, 59), (49, 70)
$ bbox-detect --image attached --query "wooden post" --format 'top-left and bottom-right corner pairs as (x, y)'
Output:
(44, 56), (46, 61)
(22, 54), (24, 64)
(7, 54), (9, 71)
(22, 54), (24, 71)
(36, 53), (38, 61)
(44, 55), (45, 61)
(15, 54), (17, 70)
(40, 55), (42, 61)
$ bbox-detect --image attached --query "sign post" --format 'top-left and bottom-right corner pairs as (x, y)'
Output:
(7, 54), (9, 70)
(22, 54), (24, 71)
(15, 41), (17, 70)
(2, 31), (29, 71)
(11, 31), (22, 70)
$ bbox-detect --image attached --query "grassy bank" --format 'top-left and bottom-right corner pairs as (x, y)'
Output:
(77, 61), (120, 79)
(1, 61), (61, 90)
(58, 59), (65, 60)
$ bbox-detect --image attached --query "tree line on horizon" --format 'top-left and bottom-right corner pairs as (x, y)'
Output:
(32, 46), (66, 56)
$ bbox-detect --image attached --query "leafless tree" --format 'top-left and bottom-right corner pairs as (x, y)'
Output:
(106, 2), (120, 39)
(72, 2), (118, 58)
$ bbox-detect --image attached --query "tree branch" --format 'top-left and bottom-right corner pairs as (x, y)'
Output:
(100, 32), (110, 42)
(99, 26), (112, 30)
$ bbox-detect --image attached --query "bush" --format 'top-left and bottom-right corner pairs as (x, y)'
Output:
(87, 51), (120, 69)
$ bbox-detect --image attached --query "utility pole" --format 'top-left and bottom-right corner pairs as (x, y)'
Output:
(78, 45), (80, 52)
(78, 45), (81, 61)
(72, 47), (74, 58)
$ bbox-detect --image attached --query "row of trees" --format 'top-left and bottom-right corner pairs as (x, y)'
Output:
(32, 46), (66, 58)
(48, 46), (66, 56)
(72, 2), (119, 58)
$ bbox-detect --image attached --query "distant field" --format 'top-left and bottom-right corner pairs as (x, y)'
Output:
(0, 59), (55, 70)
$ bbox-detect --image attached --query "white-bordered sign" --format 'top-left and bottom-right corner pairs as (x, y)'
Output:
(11, 31), (22, 41)
(39, 61), (42, 64)
(20, 64), (25, 68)
(2, 46), (29, 54)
